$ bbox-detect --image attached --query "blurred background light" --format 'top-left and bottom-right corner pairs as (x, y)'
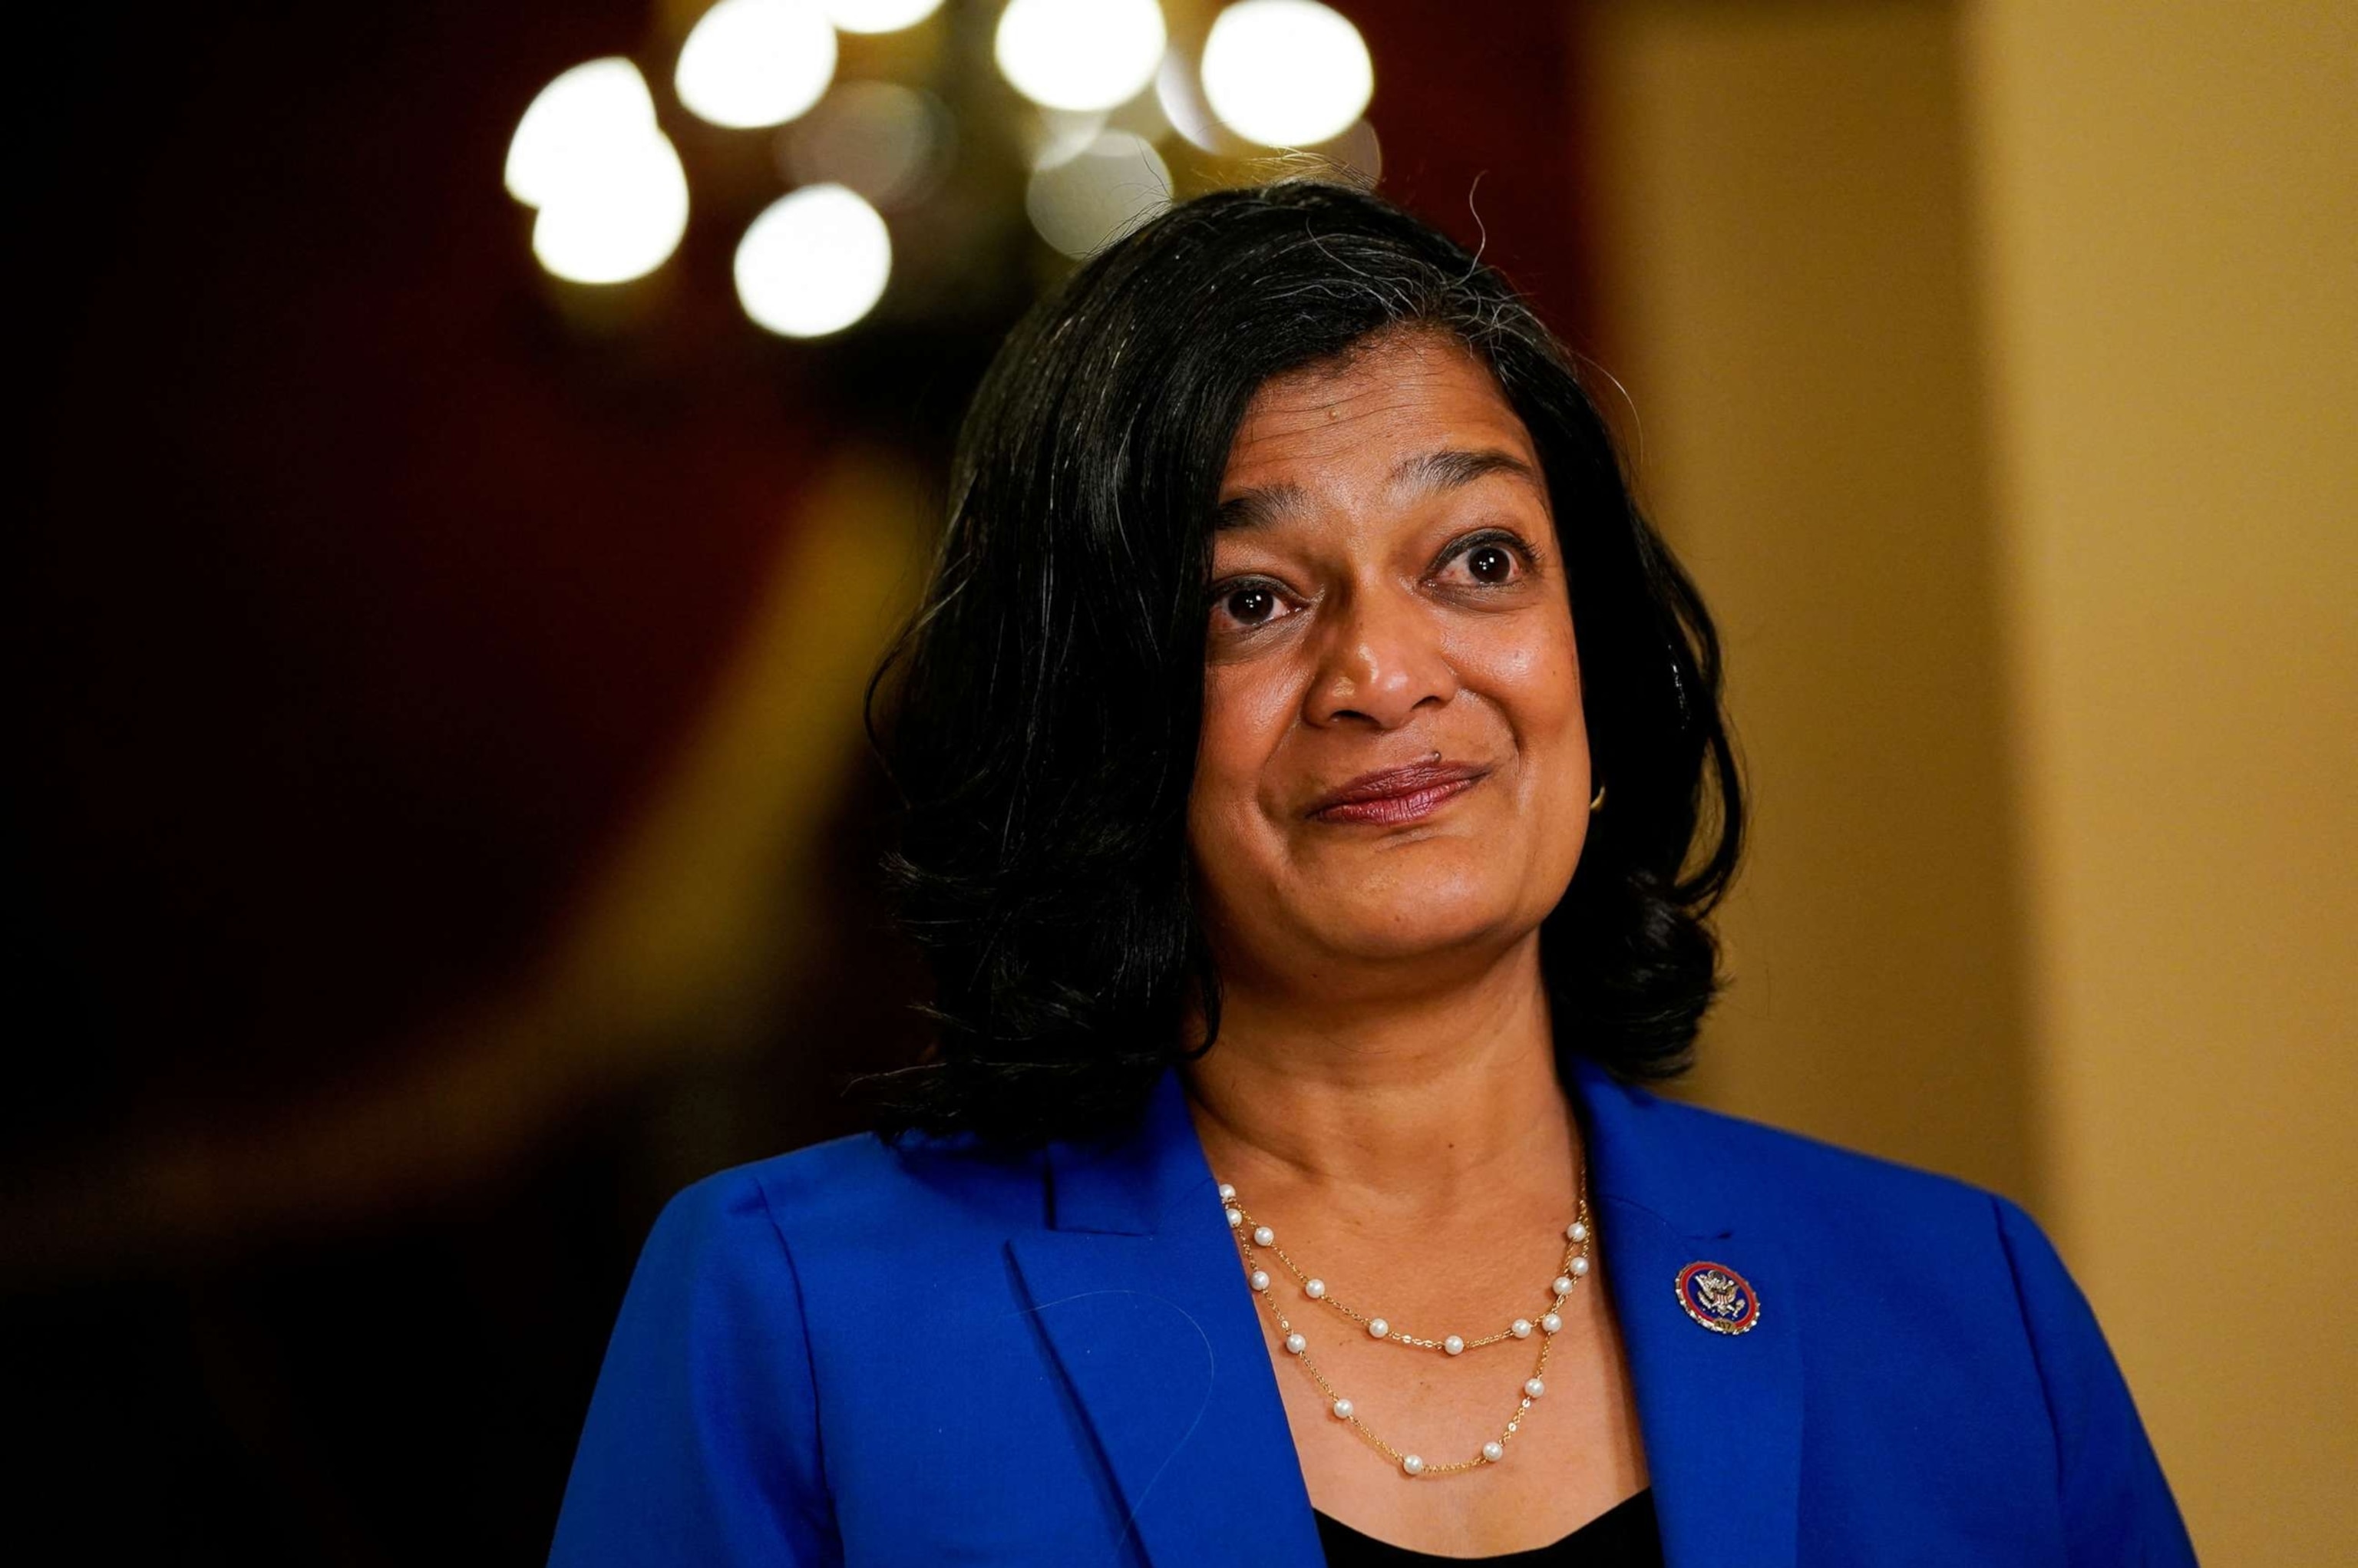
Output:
(504, 58), (659, 209)
(778, 82), (953, 210)
(1024, 130), (1171, 259)
(530, 136), (691, 284)
(1200, 0), (1372, 147)
(1154, 48), (1226, 154)
(734, 183), (892, 336)
(994, 0), (1168, 114)
(820, 0), (945, 33)
(676, 0), (839, 130)
(507, 59), (690, 284)
(1026, 107), (1108, 170)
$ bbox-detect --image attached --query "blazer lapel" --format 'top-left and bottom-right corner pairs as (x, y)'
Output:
(1007, 1068), (1321, 1567)
(1573, 1060), (1802, 1568)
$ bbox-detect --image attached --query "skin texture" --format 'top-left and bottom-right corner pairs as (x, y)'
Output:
(1183, 329), (1649, 1554)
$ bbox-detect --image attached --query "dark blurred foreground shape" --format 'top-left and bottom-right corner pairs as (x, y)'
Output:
(8, 1), (2352, 1562)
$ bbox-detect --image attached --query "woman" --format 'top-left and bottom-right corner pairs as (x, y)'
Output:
(548, 181), (2194, 1565)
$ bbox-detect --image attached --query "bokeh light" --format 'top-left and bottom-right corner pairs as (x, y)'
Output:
(1154, 49), (1226, 154)
(820, 0), (946, 32)
(676, 0), (839, 130)
(1027, 107), (1108, 170)
(506, 59), (689, 285)
(504, 58), (659, 209)
(1025, 130), (1171, 259)
(1200, 0), (1372, 147)
(779, 82), (953, 210)
(734, 183), (893, 337)
(994, 0), (1168, 114)
(530, 138), (691, 285)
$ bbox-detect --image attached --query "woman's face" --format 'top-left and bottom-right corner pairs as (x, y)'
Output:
(1188, 328), (1590, 995)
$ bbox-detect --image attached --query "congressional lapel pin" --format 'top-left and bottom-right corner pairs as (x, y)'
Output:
(1675, 1259), (1761, 1335)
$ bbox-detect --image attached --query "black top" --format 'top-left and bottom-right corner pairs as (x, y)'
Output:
(1316, 1489), (1662, 1566)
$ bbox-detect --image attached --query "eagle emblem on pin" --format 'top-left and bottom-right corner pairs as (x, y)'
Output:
(1675, 1260), (1761, 1335)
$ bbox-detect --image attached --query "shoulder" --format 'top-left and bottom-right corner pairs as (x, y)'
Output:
(1596, 1080), (2195, 1561)
(1597, 1075), (2019, 1243)
(1607, 1084), (2099, 1348)
(648, 1124), (1047, 1286)
(552, 1130), (1051, 1565)
(1590, 1076), (2066, 1393)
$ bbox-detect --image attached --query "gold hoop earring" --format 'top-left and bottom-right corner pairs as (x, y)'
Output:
(1589, 783), (1607, 813)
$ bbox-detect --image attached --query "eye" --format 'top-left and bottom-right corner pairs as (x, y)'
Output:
(1435, 529), (1540, 589)
(1465, 543), (1518, 583)
(1211, 578), (1295, 630)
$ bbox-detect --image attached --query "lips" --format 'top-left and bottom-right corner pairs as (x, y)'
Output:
(1306, 760), (1491, 825)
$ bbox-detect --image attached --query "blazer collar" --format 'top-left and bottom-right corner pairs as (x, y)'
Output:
(1571, 1059), (1802, 1568)
(1010, 1062), (1801, 1568)
(1010, 1067), (1322, 1564)
(1039, 1065), (1212, 1236)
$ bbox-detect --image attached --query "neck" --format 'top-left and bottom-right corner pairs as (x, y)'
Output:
(1181, 934), (1577, 1207)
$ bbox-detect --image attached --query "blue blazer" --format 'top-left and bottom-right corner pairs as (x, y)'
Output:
(549, 1061), (2196, 1566)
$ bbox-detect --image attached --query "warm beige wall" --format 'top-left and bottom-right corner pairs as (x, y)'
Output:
(1578, 0), (2036, 1203)
(1580, 0), (2356, 1557)
(1963, 2), (2357, 1557)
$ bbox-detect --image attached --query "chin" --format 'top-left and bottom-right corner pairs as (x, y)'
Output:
(1319, 883), (1531, 963)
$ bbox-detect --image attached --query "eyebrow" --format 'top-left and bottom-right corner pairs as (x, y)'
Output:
(1214, 447), (1544, 533)
(1392, 447), (1544, 496)
(1214, 482), (1310, 533)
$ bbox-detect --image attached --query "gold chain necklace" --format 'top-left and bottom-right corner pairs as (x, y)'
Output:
(1217, 1177), (1595, 1477)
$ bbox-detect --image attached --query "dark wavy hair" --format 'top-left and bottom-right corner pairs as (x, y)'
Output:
(858, 179), (1742, 1144)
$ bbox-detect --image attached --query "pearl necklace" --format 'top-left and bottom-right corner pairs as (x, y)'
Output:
(1218, 1177), (1595, 1477)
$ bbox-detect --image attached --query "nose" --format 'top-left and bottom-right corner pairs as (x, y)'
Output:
(1304, 579), (1460, 730)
